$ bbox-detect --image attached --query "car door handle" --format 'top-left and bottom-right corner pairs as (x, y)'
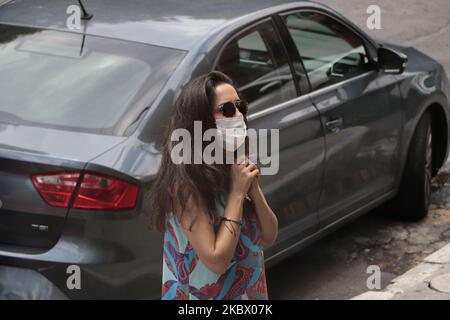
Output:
(325, 117), (343, 132)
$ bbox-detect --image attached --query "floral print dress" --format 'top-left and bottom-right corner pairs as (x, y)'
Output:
(161, 194), (268, 300)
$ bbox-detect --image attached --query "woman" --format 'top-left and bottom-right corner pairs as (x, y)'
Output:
(149, 71), (278, 300)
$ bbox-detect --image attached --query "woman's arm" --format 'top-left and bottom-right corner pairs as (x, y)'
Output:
(248, 180), (278, 246)
(175, 161), (259, 275)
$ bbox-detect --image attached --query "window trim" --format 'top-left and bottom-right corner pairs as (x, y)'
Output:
(278, 8), (379, 61)
(271, 14), (302, 97)
(277, 8), (378, 93)
(272, 14), (312, 95)
(249, 69), (377, 121)
(212, 17), (272, 70)
(211, 17), (300, 100)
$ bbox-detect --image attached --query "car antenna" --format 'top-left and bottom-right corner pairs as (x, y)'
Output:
(77, 0), (93, 20)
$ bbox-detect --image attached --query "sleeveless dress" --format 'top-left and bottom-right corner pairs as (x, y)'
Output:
(161, 193), (268, 300)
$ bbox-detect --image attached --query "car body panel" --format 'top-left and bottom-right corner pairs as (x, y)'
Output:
(310, 71), (403, 227)
(248, 94), (325, 264)
(380, 42), (450, 185)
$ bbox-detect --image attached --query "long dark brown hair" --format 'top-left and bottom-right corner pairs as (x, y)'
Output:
(148, 71), (247, 232)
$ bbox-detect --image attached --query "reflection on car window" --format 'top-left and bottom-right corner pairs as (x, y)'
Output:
(216, 21), (296, 114)
(0, 25), (185, 136)
(283, 12), (371, 91)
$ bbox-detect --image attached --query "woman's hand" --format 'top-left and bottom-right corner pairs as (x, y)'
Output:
(229, 159), (259, 198)
(239, 160), (278, 246)
(248, 161), (261, 199)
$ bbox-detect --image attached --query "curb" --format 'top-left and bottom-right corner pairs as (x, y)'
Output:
(351, 243), (450, 300)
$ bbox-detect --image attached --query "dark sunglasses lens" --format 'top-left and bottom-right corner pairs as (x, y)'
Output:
(238, 100), (248, 115)
(222, 102), (236, 117)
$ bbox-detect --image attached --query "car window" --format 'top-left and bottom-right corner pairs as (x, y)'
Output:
(282, 12), (372, 91)
(0, 25), (185, 136)
(216, 20), (297, 114)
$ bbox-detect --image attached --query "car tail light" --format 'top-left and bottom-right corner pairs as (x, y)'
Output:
(72, 173), (139, 210)
(31, 172), (139, 210)
(31, 172), (80, 207)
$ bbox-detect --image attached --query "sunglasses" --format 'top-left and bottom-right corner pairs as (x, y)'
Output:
(218, 99), (248, 118)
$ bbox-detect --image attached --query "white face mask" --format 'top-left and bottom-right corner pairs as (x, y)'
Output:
(215, 115), (247, 152)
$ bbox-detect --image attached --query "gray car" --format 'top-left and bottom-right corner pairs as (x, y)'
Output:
(0, 0), (449, 299)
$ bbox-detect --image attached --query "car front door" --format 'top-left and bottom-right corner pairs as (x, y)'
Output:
(280, 10), (403, 227)
(214, 18), (326, 259)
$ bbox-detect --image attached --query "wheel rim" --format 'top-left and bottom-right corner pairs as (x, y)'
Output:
(424, 125), (432, 209)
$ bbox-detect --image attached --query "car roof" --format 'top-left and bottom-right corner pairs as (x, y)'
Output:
(0, 0), (310, 50)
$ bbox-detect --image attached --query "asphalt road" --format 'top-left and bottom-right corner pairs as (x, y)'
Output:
(266, 0), (450, 300)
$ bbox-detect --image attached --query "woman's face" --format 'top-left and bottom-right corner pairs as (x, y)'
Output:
(212, 83), (244, 120)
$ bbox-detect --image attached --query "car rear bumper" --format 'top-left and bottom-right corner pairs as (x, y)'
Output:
(0, 213), (164, 299)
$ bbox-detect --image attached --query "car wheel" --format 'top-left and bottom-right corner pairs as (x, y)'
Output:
(384, 111), (433, 221)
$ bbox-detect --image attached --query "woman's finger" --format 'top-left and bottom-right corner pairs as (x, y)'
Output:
(247, 162), (258, 172)
(250, 168), (260, 178)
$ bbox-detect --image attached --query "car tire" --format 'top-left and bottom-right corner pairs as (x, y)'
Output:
(383, 111), (433, 221)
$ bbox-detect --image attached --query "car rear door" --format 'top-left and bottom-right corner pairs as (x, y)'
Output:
(279, 10), (403, 227)
(214, 18), (326, 259)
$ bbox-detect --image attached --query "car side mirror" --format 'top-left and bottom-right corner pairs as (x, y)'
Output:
(328, 62), (346, 78)
(377, 47), (407, 74)
(328, 52), (366, 78)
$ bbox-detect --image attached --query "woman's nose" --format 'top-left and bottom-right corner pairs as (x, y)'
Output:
(234, 106), (243, 117)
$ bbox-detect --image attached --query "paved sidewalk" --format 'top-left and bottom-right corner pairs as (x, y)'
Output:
(352, 243), (450, 299)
